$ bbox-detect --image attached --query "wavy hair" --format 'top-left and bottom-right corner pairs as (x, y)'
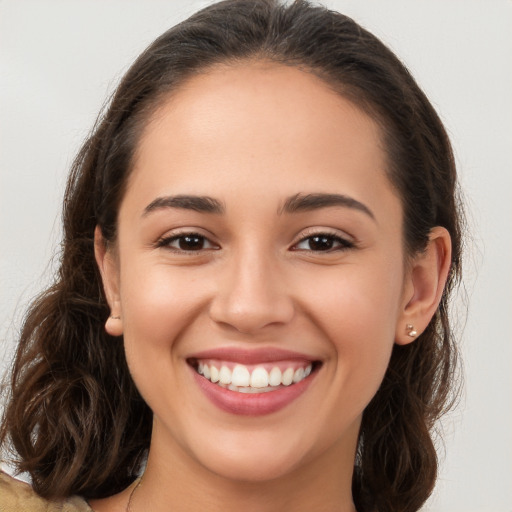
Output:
(0, 1), (463, 511)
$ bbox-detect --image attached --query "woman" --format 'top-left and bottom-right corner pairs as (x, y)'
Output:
(0, 1), (463, 511)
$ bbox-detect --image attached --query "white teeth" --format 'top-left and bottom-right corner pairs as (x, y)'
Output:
(281, 368), (294, 386)
(210, 365), (219, 383)
(250, 366), (269, 388)
(231, 365), (250, 387)
(196, 361), (314, 390)
(269, 367), (282, 386)
(293, 367), (305, 383)
(219, 366), (232, 385)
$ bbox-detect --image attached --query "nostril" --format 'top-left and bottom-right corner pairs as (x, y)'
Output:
(209, 302), (295, 334)
(207, 270), (295, 333)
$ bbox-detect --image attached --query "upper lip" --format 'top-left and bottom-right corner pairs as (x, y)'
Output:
(187, 347), (318, 365)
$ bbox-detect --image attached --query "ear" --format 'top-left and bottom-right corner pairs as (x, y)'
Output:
(94, 226), (123, 337)
(395, 226), (452, 345)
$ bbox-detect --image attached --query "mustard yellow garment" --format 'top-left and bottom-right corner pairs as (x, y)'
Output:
(0, 471), (92, 512)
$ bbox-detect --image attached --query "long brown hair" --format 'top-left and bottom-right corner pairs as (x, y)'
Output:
(0, 1), (463, 511)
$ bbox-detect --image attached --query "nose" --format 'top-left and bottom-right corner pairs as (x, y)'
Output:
(209, 248), (295, 334)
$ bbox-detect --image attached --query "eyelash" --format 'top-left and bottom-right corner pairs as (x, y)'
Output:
(292, 230), (355, 253)
(156, 232), (218, 253)
(156, 230), (355, 254)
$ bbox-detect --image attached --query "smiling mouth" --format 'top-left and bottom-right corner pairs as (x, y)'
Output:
(188, 359), (320, 394)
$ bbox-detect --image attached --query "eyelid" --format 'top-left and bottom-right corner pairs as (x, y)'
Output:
(155, 229), (220, 252)
(154, 227), (355, 253)
(290, 227), (355, 251)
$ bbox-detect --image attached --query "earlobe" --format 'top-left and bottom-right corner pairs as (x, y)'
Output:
(94, 226), (123, 337)
(395, 226), (452, 345)
(104, 314), (123, 337)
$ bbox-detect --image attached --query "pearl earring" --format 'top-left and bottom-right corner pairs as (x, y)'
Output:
(406, 324), (417, 337)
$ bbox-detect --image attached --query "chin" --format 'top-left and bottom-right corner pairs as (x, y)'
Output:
(197, 444), (307, 484)
(178, 420), (331, 485)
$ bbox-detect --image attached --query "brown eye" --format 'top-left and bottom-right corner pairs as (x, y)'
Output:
(178, 234), (205, 250)
(158, 232), (218, 252)
(307, 235), (336, 251)
(293, 233), (353, 252)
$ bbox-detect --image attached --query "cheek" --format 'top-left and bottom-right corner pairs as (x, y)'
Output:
(117, 264), (216, 424)
(118, 261), (207, 383)
(301, 256), (404, 342)
(299, 259), (404, 406)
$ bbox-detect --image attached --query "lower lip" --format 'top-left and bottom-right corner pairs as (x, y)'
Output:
(191, 366), (316, 416)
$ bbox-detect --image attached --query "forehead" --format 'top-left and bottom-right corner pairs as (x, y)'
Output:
(126, 61), (399, 220)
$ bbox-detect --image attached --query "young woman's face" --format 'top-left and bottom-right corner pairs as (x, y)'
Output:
(106, 62), (412, 483)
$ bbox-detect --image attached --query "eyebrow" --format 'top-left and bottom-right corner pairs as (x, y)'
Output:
(143, 195), (225, 216)
(279, 193), (375, 220)
(142, 192), (374, 220)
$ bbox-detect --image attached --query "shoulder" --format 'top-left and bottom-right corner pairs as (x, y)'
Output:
(0, 470), (93, 512)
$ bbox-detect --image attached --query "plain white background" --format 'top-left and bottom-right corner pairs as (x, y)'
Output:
(1, 1), (511, 510)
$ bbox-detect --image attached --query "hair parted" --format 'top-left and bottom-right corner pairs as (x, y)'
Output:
(0, 1), (463, 511)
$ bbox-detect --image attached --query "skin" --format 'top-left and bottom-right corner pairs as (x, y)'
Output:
(92, 62), (451, 512)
